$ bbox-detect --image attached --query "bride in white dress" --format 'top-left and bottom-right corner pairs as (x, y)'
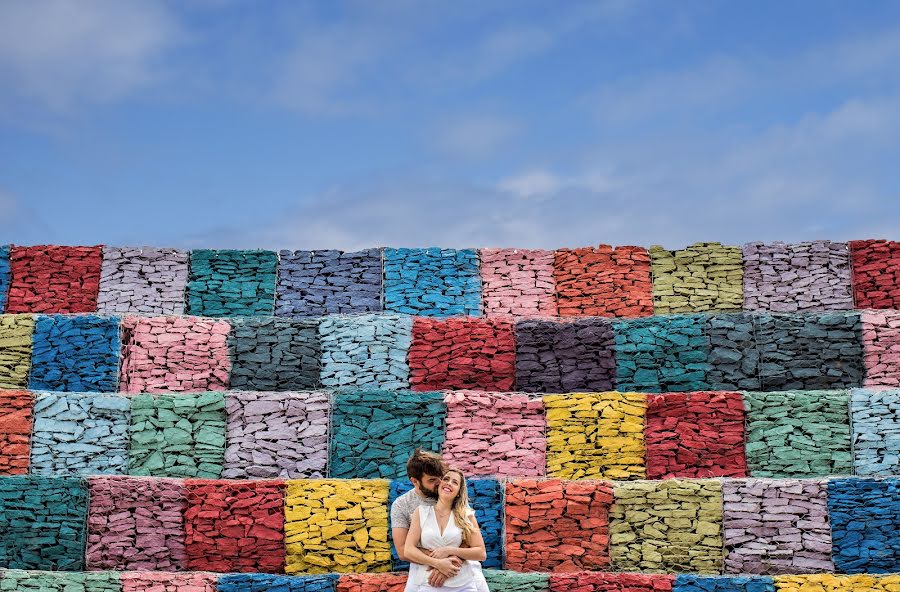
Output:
(403, 468), (487, 592)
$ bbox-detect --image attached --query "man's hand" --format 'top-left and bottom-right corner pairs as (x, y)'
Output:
(429, 546), (455, 559)
(427, 556), (461, 584)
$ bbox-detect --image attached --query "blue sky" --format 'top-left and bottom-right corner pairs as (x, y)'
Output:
(1, 0), (899, 250)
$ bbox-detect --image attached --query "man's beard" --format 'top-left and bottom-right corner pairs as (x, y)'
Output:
(422, 483), (440, 499)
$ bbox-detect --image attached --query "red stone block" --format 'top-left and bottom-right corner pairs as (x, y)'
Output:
(6, 245), (103, 313)
(850, 239), (900, 308)
(0, 390), (32, 475)
(336, 574), (407, 592)
(184, 479), (286, 573)
(645, 391), (748, 479)
(550, 572), (675, 592)
(408, 317), (516, 391)
(505, 479), (613, 572)
(553, 246), (653, 318)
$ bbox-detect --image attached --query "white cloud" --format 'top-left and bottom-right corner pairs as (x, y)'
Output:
(432, 116), (519, 159)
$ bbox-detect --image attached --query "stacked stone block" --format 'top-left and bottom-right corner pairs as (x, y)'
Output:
(850, 389), (900, 475)
(383, 248), (481, 316)
(515, 318), (616, 393)
(544, 392), (645, 480)
(743, 391), (852, 478)
(187, 249), (278, 317)
(128, 392), (226, 478)
(615, 315), (711, 392)
(723, 479), (833, 574)
(755, 313), (863, 391)
(97, 247), (189, 315)
(86, 476), (187, 571)
(705, 314), (761, 391)
(119, 315), (231, 393)
(284, 479), (391, 574)
(228, 317), (321, 390)
(485, 570), (550, 592)
(0, 314), (34, 388)
(553, 245), (653, 318)
(0, 571), (119, 591)
(675, 576), (774, 592)
(318, 314), (411, 390)
(549, 573), (675, 592)
(505, 479), (613, 572)
(224, 391), (329, 479)
(276, 249), (382, 317)
(0, 245), (8, 311)
(610, 479), (724, 573)
(849, 239), (900, 309)
(6, 245), (103, 313)
(442, 391), (546, 477)
(644, 391), (748, 479)
(218, 573), (338, 592)
(480, 248), (557, 317)
(30, 392), (130, 475)
(408, 317), (516, 391)
(826, 478), (900, 573)
(121, 572), (217, 592)
(742, 242), (853, 312)
(336, 574), (406, 592)
(184, 479), (286, 573)
(0, 475), (88, 570)
(329, 390), (445, 479)
(650, 243), (743, 314)
(0, 390), (32, 474)
(773, 575), (900, 592)
(860, 311), (900, 387)
(29, 315), (120, 392)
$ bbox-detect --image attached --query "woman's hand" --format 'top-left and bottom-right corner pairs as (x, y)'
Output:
(432, 557), (461, 578)
(429, 546), (455, 559)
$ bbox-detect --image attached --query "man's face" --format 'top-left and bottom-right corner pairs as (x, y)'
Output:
(416, 473), (443, 499)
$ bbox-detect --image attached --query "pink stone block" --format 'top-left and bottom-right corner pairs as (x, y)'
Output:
(861, 310), (900, 388)
(443, 390), (546, 477)
(480, 248), (557, 318)
(120, 315), (232, 393)
(121, 571), (217, 592)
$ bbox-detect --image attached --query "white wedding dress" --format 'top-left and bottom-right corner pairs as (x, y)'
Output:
(406, 505), (480, 592)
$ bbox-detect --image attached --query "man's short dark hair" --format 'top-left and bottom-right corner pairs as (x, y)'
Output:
(406, 448), (447, 481)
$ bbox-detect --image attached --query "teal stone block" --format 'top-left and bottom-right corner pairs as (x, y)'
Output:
(187, 249), (278, 317)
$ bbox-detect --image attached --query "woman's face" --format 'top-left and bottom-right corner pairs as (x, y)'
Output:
(438, 471), (462, 502)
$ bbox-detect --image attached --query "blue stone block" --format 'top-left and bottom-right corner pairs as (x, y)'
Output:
(383, 248), (481, 317)
(675, 576), (774, 592)
(276, 249), (383, 317)
(29, 314), (120, 392)
(850, 388), (900, 476)
(0, 245), (9, 311)
(828, 477), (900, 573)
(217, 573), (338, 592)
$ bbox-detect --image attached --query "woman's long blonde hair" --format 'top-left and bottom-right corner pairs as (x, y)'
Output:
(444, 468), (475, 545)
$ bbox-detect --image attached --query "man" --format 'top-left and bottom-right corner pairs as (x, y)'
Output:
(390, 449), (489, 591)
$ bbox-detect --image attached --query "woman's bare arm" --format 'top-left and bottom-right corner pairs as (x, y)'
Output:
(403, 508), (461, 576)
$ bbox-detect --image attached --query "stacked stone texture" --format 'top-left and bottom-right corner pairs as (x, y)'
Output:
(329, 390), (445, 479)
(827, 478), (900, 573)
(228, 317), (321, 390)
(743, 391), (852, 477)
(276, 249), (382, 317)
(383, 248), (481, 316)
(849, 239), (900, 308)
(544, 392), (645, 480)
(0, 475), (88, 570)
(86, 476), (187, 571)
(610, 479), (724, 573)
(705, 314), (761, 391)
(336, 574), (407, 592)
(6, 245), (103, 313)
(284, 479), (391, 574)
(0, 571), (119, 592)
(723, 479), (832, 575)
(515, 318), (616, 393)
(119, 315), (232, 393)
(224, 391), (329, 479)
(442, 391), (546, 477)
(97, 247), (189, 315)
(480, 248), (557, 317)
(0, 390), (32, 474)
(505, 478), (613, 572)
(121, 572), (217, 592)
(29, 315), (120, 392)
(774, 575), (900, 592)
(187, 249), (278, 317)
(0, 314), (34, 388)
(850, 388), (900, 475)
(0, 245), (9, 311)
(755, 313), (863, 391)
(128, 392), (227, 478)
(554, 245), (654, 318)
(30, 392), (130, 475)
(742, 242), (853, 312)
(860, 310), (900, 387)
(408, 317), (516, 391)
(218, 573), (337, 592)
(674, 575), (774, 592)
(184, 479), (286, 573)
(615, 315), (711, 392)
(549, 573), (675, 592)
(645, 391), (748, 479)
(650, 243), (743, 314)
(484, 570), (550, 592)
(318, 313), (411, 390)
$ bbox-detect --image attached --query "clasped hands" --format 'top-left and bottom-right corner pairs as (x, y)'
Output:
(426, 546), (462, 586)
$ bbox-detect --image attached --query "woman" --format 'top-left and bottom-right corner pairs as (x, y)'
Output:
(404, 468), (487, 592)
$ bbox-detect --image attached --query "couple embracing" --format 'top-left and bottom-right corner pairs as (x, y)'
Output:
(391, 449), (490, 592)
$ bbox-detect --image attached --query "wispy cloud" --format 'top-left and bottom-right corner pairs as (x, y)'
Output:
(431, 115), (519, 160)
